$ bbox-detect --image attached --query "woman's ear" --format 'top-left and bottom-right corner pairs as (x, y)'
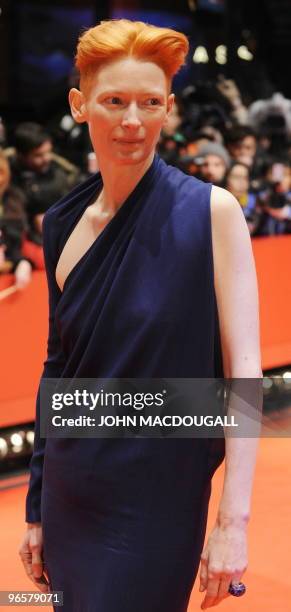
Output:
(68, 88), (87, 123)
(163, 93), (175, 126)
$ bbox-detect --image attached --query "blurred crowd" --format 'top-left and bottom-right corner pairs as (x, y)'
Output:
(1, 74), (291, 289)
(0, 122), (83, 289)
(158, 77), (291, 238)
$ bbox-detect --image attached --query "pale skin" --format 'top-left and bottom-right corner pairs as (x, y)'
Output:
(19, 57), (262, 607)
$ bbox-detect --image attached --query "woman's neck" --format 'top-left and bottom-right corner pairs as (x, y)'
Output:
(94, 151), (155, 214)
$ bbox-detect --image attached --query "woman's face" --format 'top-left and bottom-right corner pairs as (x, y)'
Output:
(70, 57), (174, 167)
(226, 164), (249, 198)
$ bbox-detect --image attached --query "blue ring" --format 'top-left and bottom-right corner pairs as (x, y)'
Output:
(228, 582), (246, 597)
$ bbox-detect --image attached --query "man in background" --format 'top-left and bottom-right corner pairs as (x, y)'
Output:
(6, 122), (80, 243)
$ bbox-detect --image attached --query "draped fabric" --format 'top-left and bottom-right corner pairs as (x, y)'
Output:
(26, 154), (225, 612)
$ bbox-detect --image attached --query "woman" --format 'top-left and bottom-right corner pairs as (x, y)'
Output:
(19, 20), (262, 612)
(224, 161), (260, 235)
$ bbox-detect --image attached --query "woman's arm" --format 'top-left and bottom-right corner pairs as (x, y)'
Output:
(199, 186), (263, 609)
(19, 212), (65, 593)
(211, 186), (263, 519)
(25, 212), (66, 523)
(211, 186), (262, 380)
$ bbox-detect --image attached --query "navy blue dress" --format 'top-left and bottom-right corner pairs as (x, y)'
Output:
(26, 154), (225, 612)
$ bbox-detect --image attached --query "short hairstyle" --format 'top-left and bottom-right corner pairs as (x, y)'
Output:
(14, 122), (51, 155)
(75, 19), (189, 94)
(224, 125), (257, 146)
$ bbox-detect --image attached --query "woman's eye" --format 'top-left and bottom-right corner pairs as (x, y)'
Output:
(106, 97), (122, 105)
(145, 98), (161, 106)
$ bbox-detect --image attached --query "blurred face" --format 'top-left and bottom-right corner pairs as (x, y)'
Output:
(70, 57), (174, 167)
(280, 166), (291, 192)
(226, 164), (249, 198)
(21, 140), (53, 173)
(0, 158), (10, 195)
(229, 135), (257, 166)
(266, 164), (291, 193)
(200, 154), (227, 184)
(162, 101), (181, 136)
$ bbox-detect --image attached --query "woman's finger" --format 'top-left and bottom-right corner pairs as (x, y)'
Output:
(22, 558), (49, 593)
(201, 576), (220, 609)
(19, 549), (34, 579)
(31, 547), (43, 579)
(19, 550), (33, 578)
(19, 537), (50, 594)
(31, 548), (50, 591)
(199, 556), (208, 592)
(34, 575), (50, 592)
(216, 574), (232, 602)
(29, 528), (43, 579)
(19, 551), (49, 592)
(43, 562), (51, 584)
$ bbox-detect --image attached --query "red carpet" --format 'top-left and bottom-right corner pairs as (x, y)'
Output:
(0, 438), (290, 611)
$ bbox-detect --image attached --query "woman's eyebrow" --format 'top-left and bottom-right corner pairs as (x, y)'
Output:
(98, 89), (165, 97)
(99, 90), (125, 95)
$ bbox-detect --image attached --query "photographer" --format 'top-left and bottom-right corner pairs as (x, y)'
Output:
(256, 159), (291, 235)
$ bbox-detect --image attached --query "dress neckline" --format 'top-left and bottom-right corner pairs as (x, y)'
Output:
(55, 153), (160, 294)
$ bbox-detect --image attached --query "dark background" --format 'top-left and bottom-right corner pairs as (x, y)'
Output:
(0, 0), (291, 120)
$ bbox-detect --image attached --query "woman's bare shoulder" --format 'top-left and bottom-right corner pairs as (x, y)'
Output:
(209, 185), (251, 248)
(210, 185), (242, 214)
(209, 186), (262, 377)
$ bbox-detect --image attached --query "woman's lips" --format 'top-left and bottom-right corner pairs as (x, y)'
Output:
(116, 139), (144, 144)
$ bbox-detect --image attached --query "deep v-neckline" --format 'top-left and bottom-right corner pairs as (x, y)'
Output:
(55, 154), (159, 294)
(55, 180), (104, 293)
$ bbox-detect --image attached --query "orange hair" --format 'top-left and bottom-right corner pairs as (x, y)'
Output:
(75, 19), (189, 93)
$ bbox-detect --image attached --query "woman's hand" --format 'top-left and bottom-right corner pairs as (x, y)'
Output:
(199, 520), (248, 609)
(18, 523), (50, 593)
(14, 259), (32, 289)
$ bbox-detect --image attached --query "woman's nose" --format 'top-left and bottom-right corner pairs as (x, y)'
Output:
(121, 103), (142, 127)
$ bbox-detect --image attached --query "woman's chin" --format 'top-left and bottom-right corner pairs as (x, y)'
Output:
(113, 149), (149, 164)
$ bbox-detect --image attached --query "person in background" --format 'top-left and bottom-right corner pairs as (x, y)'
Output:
(224, 162), (261, 235)
(157, 133), (187, 166)
(256, 159), (291, 235)
(196, 142), (231, 186)
(224, 126), (257, 168)
(6, 122), (80, 244)
(0, 151), (34, 287)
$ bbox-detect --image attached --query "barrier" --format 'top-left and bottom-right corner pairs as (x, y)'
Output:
(1, 236), (291, 427)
